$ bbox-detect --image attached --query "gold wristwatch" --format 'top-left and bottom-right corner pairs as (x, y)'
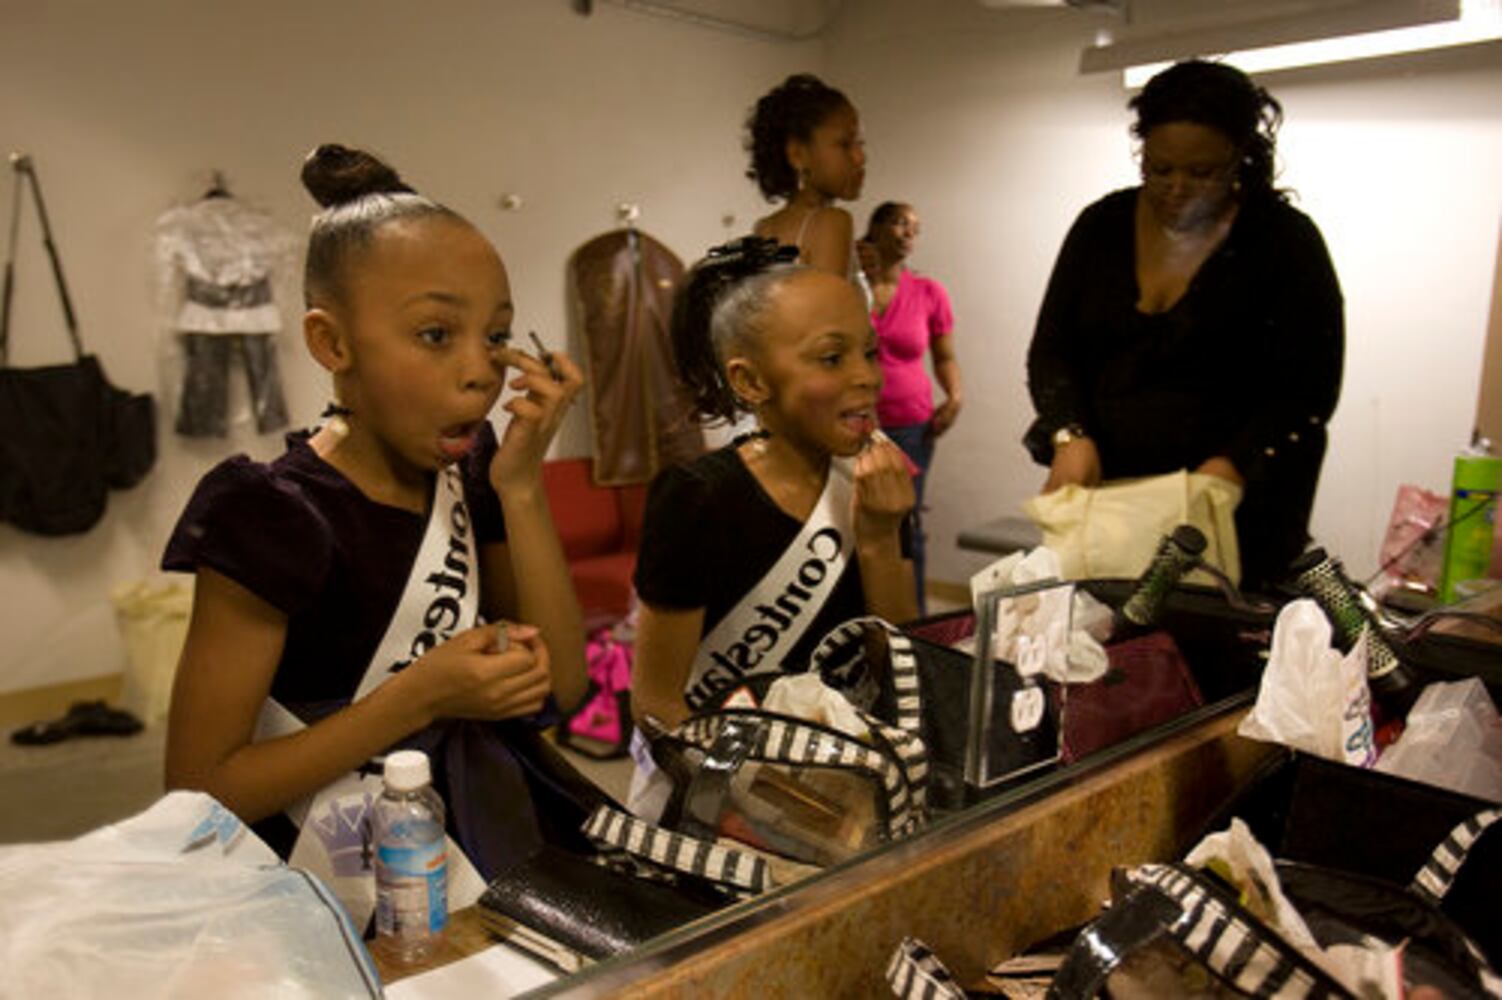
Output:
(1051, 423), (1088, 450)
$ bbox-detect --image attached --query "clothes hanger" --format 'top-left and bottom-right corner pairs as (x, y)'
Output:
(617, 202), (641, 253)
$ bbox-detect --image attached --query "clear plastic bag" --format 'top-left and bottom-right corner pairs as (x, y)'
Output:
(1375, 677), (1502, 802)
(0, 792), (380, 999)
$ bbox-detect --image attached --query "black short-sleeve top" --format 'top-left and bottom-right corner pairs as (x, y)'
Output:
(633, 442), (875, 676)
(162, 424), (507, 706)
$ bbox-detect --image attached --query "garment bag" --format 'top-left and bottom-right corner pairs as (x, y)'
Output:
(569, 227), (703, 485)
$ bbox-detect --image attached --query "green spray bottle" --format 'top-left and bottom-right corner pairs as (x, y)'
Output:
(1438, 436), (1501, 603)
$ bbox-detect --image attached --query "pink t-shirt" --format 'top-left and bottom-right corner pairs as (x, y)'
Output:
(872, 269), (954, 427)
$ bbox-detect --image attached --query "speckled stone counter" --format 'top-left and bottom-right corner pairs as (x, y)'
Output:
(550, 704), (1273, 999)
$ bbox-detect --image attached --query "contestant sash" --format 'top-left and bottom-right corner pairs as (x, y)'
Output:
(255, 465), (487, 927)
(682, 457), (855, 710)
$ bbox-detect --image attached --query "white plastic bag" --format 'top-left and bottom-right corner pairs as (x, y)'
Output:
(1238, 599), (1378, 767)
(0, 792), (380, 999)
(112, 578), (192, 724)
(1375, 677), (1502, 802)
(1184, 819), (1401, 997)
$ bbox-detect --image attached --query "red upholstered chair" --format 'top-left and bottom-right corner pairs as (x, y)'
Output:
(541, 458), (649, 629)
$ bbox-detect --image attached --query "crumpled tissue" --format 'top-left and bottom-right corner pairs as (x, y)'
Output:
(764, 672), (870, 740)
(1237, 599), (1378, 767)
(968, 546), (1112, 684)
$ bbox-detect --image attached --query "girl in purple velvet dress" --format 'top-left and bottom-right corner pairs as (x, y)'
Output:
(162, 145), (590, 920)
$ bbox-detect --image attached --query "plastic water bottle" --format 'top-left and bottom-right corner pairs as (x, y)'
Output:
(1438, 445), (1501, 603)
(373, 749), (448, 964)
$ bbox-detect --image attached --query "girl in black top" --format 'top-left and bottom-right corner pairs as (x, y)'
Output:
(1024, 60), (1343, 588)
(630, 239), (916, 731)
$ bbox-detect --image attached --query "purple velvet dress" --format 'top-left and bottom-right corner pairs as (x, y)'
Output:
(163, 426), (597, 875)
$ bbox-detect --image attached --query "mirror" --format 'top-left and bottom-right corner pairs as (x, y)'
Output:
(2, 0), (1499, 990)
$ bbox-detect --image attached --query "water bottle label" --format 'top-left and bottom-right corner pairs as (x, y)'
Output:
(376, 837), (448, 937)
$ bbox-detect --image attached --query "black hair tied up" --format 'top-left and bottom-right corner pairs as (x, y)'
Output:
(744, 73), (851, 202)
(300, 143), (456, 307)
(301, 143), (415, 209)
(670, 236), (799, 424)
(1130, 60), (1284, 200)
(865, 201), (908, 240)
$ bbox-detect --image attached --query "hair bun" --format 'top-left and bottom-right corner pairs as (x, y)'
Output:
(301, 144), (414, 208)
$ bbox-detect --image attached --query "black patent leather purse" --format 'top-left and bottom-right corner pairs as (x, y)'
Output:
(476, 843), (718, 973)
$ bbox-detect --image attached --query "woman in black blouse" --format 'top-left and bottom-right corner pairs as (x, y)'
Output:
(1024, 60), (1344, 589)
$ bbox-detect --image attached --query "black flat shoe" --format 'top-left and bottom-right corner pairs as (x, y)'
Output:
(10, 700), (144, 746)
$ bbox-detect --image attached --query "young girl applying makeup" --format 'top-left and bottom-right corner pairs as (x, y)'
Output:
(161, 145), (588, 921)
(627, 238), (916, 815)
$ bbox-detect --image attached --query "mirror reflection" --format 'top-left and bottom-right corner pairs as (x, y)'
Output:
(3, 0), (1499, 995)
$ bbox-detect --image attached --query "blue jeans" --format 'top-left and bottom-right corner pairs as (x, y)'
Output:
(883, 423), (935, 615)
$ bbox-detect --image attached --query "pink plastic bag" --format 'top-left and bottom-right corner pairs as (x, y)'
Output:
(1373, 484), (1448, 599)
(561, 631), (633, 756)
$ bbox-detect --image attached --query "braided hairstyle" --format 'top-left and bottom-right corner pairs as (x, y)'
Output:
(301, 143), (463, 307)
(744, 73), (852, 202)
(1129, 60), (1285, 201)
(670, 237), (802, 424)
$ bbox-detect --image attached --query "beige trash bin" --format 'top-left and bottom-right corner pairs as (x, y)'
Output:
(112, 580), (192, 725)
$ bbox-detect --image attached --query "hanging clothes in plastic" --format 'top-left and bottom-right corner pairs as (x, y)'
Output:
(569, 227), (704, 485)
(154, 183), (294, 437)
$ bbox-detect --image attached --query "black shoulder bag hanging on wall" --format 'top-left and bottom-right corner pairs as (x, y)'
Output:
(0, 153), (155, 535)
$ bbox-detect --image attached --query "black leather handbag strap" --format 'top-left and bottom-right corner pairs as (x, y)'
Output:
(2, 154), (83, 367)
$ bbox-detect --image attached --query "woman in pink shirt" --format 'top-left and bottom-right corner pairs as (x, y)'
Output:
(863, 201), (963, 611)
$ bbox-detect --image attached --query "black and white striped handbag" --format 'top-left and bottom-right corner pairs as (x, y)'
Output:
(886, 937), (969, 1000)
(581, 626), (931, 887)
(1050, 848), (1502, 1000)
(586, 703), (928, 877)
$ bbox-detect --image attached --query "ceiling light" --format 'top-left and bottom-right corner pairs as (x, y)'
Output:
(1120, 0), (1501, 87)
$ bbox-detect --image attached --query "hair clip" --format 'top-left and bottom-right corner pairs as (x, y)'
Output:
(320, 402), (353, 419)
(705, 236), (799, 271)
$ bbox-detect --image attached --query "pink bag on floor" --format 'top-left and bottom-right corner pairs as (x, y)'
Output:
(560, 631), (634, 758)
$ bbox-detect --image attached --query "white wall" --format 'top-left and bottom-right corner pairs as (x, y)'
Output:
(3, 0), (1498, 695)
(824, 0), (1502, 590)
(0, 0), (818, 694)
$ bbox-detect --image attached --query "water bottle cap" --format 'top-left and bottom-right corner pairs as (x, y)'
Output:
(383, 750), (431, 792)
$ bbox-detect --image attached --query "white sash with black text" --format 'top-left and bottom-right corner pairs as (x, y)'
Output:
(683, 456), (856, 710)
(255, 465), (488, 928)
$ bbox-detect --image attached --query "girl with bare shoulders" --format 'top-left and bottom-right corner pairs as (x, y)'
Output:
(745, 74), (870, 301)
